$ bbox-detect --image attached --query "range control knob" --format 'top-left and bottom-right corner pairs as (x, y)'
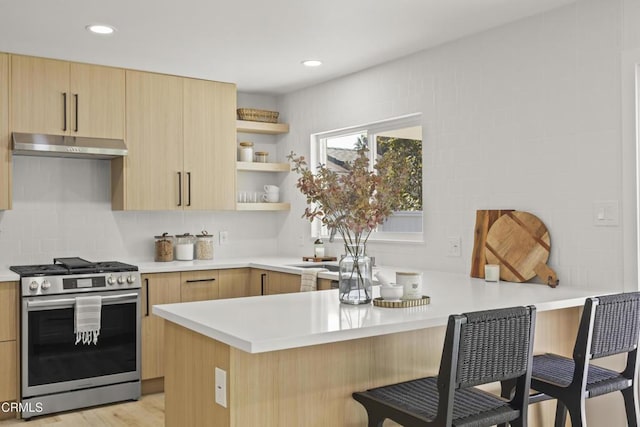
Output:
(107, 275), (116, 285)
(126, 275), (136, 284)
(29, 281), (39, 291)
(41, 280), (51, 290)
(117, 275), (125, 285)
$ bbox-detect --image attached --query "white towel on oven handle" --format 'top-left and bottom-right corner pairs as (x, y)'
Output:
(75, 295), (102, 345)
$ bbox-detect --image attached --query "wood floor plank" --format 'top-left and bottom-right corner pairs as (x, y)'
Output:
(0, 393), (164, 426)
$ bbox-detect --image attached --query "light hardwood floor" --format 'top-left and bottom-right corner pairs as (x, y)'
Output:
(0, 393), (164, 426)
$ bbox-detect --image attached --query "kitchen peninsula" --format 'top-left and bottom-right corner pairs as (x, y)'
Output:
(154, 270), (605, 426)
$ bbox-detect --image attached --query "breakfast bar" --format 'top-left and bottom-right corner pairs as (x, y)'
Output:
(153, 270), (607, 426)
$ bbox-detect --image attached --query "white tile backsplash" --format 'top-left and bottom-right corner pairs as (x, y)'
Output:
(275, 0), (635, 291)
(0, 155), (280, 266)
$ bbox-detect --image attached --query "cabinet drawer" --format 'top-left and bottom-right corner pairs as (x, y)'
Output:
(180, 270), (219, 302)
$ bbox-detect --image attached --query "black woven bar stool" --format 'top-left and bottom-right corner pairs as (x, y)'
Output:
(524, 292), (640, 427)
(352, 305), (536, 427)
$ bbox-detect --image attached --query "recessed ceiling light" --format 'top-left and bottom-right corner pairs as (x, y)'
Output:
(301, 60), (322, 67)
(86, 24), (116, 35)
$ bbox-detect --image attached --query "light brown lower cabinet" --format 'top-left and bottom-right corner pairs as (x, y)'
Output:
(180, 270), (220, 302)
(142, 268), (301, 394)
(218, 268), (256, 299)
(250, 269), (301, 295)
(141, 272), (181, 382)
(0, 281), (18, 419)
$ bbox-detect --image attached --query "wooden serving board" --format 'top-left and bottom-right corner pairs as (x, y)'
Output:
(470, 210), (514, 278)
(485, 211), (558, 287)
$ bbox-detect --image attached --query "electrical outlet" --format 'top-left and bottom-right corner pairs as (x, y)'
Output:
(447, 237), (461, 257)
(215, 367), (227, 407)
(219, 231), (229, 245)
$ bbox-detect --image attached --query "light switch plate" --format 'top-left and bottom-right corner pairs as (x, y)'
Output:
(215, 367), (227, 407)
(593, 200), (619, 227)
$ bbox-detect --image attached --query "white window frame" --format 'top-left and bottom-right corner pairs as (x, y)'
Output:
(310, 113), (424, 243)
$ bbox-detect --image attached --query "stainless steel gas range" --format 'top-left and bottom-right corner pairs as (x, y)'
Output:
(10, 257), (141, 419)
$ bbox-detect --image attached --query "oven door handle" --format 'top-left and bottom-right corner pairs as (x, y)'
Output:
(26, 292), (139, 308)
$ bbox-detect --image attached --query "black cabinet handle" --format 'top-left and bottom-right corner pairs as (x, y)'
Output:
(62, 92), (67, 131)
(185, 278), (216, 283)
(177, 172), (182, 206)
(144, 278), (150, 317)
(261, 273), (267, 295)
(187, 172), (191, 206)
(74, 94), (79, 132)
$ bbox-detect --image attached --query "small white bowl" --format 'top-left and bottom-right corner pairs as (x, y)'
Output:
(380, 285), (403, 300)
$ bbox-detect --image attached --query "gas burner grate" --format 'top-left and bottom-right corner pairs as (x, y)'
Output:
(10, 258), (138, 276)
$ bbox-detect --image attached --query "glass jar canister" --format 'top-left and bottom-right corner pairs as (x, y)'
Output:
(254, 151), (269, 163)
(195, 231), (214, 260)
(239, 142), (254, 162)
(175, 233), (195, 261)
(154, 233), (174, 262)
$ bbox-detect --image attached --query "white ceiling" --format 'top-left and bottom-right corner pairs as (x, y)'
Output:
(0, 0), (577, 95)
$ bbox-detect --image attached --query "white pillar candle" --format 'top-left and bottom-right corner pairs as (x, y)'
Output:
(484, 264), (500, 282)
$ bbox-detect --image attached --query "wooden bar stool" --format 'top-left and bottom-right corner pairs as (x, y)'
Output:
(352, 305), (537, 426)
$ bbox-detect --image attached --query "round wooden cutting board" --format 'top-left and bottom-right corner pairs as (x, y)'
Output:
(485, 211), (554, 283)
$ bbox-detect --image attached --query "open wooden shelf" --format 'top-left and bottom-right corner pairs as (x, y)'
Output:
(236, 202), (290, 211)
(236, 162), (290, 172)
(236, 120), (289, 135)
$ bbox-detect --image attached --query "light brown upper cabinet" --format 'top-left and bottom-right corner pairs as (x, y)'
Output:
(10, 55), (125, 139)
(114, 71), (184, 210)
(112, 70), (236, 211)
(0, 53), (9, 210)
(183, 78), (236, 210)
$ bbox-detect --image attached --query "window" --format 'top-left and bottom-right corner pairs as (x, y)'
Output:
(311, 114), (423, 242)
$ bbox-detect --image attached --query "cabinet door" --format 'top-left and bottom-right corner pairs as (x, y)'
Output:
(180, 270), (220, 302)
(70, 63), (125, 139)
(124, 70), (183, 210)
(183, 78), (236, 210)
(0, 282), (17, 342)
(0, 53), (9, 210)
(268, 271), (302, 295)
(219, 268), (253, 299)
(11, 55), (70, 135)
(250, 269), (269, 296)
(141, 272), (181, 380)
(0, 341), (16, 403)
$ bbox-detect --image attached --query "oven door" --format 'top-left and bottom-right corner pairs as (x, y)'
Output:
(22, 289), (141, 398)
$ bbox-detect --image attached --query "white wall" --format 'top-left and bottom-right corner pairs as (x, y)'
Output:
(0, 149), (282, 267)
(276, 0), (639, 291)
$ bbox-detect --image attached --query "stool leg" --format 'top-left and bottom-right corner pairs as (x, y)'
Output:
(364, 409), (386, 427)
(554, 401), (568, 427)
(565, 399), (587, 427)
(621, 386), (639, 427)
(497, 379), (517, 427)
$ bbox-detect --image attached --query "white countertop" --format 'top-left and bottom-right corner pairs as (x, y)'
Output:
(153, 269), (607, 354)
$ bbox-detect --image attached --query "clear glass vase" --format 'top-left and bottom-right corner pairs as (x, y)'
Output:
(339, 244), (372, 305)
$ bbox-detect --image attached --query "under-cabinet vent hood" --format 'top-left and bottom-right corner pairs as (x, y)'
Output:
(12, 133), (128, 159)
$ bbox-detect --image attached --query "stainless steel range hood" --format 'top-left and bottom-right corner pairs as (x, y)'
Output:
(12, 133), (128, 159)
